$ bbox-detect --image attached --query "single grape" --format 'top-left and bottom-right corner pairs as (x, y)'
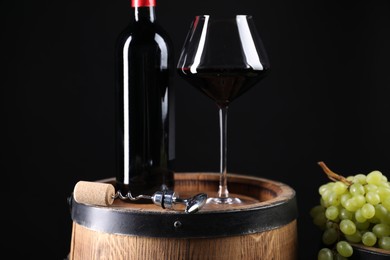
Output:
(382, 197), (390, 211)
(369, 216), (382, 224)
(322, 227), (339, 245)
(355, 209), (367, 223)
(349, 183), (365, 196)
(364, 183), (378, 193)
(383, 214), (390, 225)
(328, 193), (341, 206)
(333, 182), (348, 195)
(372, 223), (390, 238)
(353, 174), (367, 185)
(326, 206), (339, 221)
(365, 191), (380, 206)
(319, 184), (330, 196)
(345, 230), (362, 243)
(353, 194), (366, 208)
(326, 221), (338, 229)
(362, 231), (377, 246)
(318, 248), (334, 260)
(377, 187), (390, 202)
(366, 171), (383, 185)
(310, 205), (326, 218)
(374, 204), (388, 220)
(344, 198), (359, 212)
(314, 212), (328, 228)
(340, 193), (352, 208)
(355, 220), (370, 231)
(321, 198), (329, 208)
(339, 208), (353, 220)
(340, 219), (356, 235)
(336, 241), (353, 257)
(361, 203), (375, 219)
(378, 236), (390, 250)
(381, 182), (390, 188)
(322, 189), (333, 201)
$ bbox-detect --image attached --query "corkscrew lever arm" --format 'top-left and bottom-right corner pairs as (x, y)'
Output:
(168, 192), (208, 214)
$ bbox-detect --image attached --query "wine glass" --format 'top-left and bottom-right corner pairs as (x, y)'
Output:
(177, 15), (270, 205)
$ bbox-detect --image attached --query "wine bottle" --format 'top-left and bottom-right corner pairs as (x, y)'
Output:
(114, 0), (175, 198)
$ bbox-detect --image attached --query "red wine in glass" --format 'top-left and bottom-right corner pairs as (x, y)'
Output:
(177, 67), (268, 107)
(177, 15), (270, 206)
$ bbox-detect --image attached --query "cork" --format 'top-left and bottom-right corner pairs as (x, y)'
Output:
(73, 181), (115, 206)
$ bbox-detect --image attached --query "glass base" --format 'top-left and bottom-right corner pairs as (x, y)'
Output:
(206, 196), (242, 205)
(200, 192), (259, 210)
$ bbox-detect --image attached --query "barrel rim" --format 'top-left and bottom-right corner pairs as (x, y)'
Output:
(70, 173), (298, 238)
(351, 243), (390, 257)
(70, 196), (297, 238)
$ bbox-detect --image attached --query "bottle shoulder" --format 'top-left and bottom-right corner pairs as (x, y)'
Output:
(118, 21), (172, 41)
(116, 24), (173, 55)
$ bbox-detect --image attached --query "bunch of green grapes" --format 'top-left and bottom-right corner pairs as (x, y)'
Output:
(311, 162), (390, 260)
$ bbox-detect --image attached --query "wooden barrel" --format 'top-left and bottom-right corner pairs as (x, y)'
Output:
(69, 172), (298, 260)
(350, 243), (390, 260)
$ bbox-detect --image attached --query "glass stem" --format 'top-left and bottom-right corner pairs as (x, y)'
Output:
(218, 106), (229, 198)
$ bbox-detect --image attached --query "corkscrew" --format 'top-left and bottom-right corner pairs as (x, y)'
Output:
(72, 181), (207, 214)
(114, 189), (207, 214)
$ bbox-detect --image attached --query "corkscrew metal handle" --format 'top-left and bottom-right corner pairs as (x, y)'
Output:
(72, 181), (207, 214)
(114, 189), (208, 214)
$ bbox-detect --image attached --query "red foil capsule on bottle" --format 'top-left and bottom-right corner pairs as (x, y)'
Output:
(132, 0), (156, 7)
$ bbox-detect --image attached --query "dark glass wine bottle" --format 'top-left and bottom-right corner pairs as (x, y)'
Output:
(114, 0), (175, 198)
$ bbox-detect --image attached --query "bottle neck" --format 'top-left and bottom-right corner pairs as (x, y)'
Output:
(132, 0), (156, 22)
(134, 6), (156, 22)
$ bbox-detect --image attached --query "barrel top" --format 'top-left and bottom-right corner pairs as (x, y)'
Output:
(70, 173), (298, 238)
(95, 172), (296, 212)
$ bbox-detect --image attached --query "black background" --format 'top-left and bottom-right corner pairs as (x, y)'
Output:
(2, 0), (390, 259)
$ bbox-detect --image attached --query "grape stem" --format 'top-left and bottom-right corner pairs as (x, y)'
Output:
(317, 161), (353, 186)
